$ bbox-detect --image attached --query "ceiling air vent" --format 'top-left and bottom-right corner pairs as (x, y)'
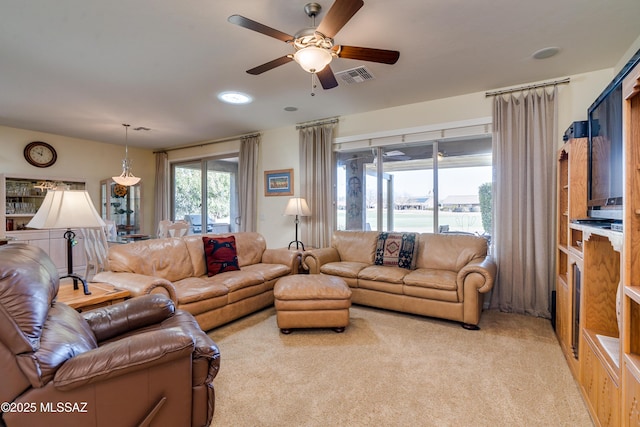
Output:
(335, 66), (375, 85)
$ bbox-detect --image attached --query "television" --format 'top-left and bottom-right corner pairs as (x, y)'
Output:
(586, 48), (640, 222)
(587, 82), (623, 221)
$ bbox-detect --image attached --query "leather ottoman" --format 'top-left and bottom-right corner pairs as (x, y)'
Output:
(274, 275), (352, 334)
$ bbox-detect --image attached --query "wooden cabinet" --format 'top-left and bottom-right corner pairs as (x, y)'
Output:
(7, 229), (87, 276)
(100, 178), (142, 236)
(622, 59), (640, 426)
(556, 58), (640, 426)
(560, 223), (623, 427)
(1, 175), (85, 232)
(556, 136), (622, 425)
(1, 174), (87, 275)
(555, 138), (587, 379)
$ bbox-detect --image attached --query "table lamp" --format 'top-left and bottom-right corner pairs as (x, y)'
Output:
(283, 197), (311, 250)
(27, 190), (106, 295)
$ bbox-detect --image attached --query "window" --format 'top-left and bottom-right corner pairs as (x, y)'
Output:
(436, 138), (492, 235)
(171, 156), (239, 234)
(335, 136), (492, 235)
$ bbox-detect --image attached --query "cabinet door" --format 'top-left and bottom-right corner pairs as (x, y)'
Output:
(100, 179), (142, 235)
(623, 361), (640, 426)
(582, 340), (598, 412)
(598, 367), (620, 427)
(556, 275), (570, 350)
(8, 230), (50, 253)
(582, 338), (620, 427)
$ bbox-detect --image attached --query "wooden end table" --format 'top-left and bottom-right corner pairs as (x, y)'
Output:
(57, 281), (130, 312)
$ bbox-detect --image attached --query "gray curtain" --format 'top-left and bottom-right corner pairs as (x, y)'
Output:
(490, 87), (558, 317)
(299, 122), (335, 248)
(238, 134), (260, 232)
(154, 151), (169, 232)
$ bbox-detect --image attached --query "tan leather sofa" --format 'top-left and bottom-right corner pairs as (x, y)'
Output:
(0, 244), (220, 427)
(302, 231), (497, 329)
(95, 232), (299, 331)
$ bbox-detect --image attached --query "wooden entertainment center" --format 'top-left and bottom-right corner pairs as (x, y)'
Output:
(555, 60), (640, 425)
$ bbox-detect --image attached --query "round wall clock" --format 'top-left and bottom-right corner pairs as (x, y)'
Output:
(24, 141), (57, 168)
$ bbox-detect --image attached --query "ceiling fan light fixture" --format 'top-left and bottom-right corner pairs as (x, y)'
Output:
(228, 0), (399, 92)
(294, 46), (332, 73)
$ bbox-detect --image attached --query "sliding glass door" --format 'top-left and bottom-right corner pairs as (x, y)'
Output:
(172, 156), (239, 234)
(173, 161), (202, 232)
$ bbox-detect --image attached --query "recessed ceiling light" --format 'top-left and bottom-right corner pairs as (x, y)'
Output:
(284, 106), (298, 112)
(218, 91), (253, 104)
(532, 47), (560, 60)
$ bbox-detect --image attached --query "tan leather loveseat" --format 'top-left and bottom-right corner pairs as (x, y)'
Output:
(0, 244), (220, 427)
(95, 232), (298, 331)
(302, 231), (497, 329)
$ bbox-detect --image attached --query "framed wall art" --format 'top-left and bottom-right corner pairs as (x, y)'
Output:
(264, 169), (293, 196)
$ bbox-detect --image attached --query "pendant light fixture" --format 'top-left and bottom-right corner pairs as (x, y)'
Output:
(112, 123), (141, 186)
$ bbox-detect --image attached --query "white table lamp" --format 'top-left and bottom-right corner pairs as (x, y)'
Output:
(283, 197), (311, 250)
(27, 190), (106, 294)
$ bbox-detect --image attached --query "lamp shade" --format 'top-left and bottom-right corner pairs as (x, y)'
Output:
(283, 197), (311, 217)
(293, 46), (332, 73)
(27, 190), (106, 229)
(112, 174), (141, 186)
(112, 158), (141, 186)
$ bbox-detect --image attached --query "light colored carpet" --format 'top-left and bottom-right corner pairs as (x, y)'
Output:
(208, 306), (592, 427)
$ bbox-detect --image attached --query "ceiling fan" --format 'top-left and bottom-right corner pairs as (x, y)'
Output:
(228, 0), (400, 93)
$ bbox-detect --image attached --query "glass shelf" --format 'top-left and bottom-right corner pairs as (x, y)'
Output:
(2, 175), (85, 232)
(100, 178), (142, 236)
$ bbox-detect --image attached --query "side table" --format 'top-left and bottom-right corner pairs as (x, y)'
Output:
(57, 281), (130, 312)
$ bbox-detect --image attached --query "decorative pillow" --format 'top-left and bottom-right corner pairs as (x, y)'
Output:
(202, 236), (240, 277)
(374, 232), (418, 270)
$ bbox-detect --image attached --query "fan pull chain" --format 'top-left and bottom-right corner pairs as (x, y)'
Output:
(311, 72), (317, 96)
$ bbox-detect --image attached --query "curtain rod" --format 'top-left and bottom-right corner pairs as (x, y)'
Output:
(153, 132), (261, 153)
(296, 117), (339, 130)
(485, 77), (570, 97)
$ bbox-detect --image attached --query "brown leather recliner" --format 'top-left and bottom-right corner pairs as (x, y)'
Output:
(0, 244), (221, 427)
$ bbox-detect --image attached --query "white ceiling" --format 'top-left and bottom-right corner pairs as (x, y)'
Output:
(1, 0), (639, 149)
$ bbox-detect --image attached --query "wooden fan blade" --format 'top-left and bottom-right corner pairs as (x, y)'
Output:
(228, 15), (294, 42)
(246, 56), (294, 75)
(316, 0), (364, 38)
(336, 45), (400, 64)
(317, 66), (339, 90)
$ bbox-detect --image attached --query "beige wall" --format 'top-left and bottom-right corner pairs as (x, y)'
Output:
(0, 66), (624, 247)
(258, 127), (300, 245)
(615, 35), (640, 75)
(0, 126), (155, 235)
(166, 140), (239, 163)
